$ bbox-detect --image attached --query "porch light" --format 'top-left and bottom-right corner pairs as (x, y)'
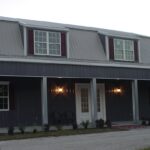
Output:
(112, 87), (122, 94)
(55, 87), (64, 94)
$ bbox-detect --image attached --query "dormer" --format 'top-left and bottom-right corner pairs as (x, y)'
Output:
(99, 31), (141, 63)
(21, 24), (69, 58)
(109, 37), (139, 62)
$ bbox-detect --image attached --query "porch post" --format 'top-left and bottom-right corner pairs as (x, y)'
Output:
(41, 77), (48, 125)
(90, 78), (97, 126)
(132, 79), (139, 123)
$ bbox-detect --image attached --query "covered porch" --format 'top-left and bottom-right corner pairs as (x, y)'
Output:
(0, 76), (142, 128)
(0, 61), (150, 127)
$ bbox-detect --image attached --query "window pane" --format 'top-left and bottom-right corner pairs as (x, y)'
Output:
(49, 44), (61, 55)
(114, 39), (124, 60)
(114, 39), (123, 50)
(0, 86), (4, 96)
(81, 88), (89, 112)
(0, 85), (9, 110)
(35, 42), (47, 54)
(4, 103), (8, 109)
(125, 40), (133, 51)
(125, 51), (134, 61)
(49, 32), (60, 43)
(34, 30), (47, 55)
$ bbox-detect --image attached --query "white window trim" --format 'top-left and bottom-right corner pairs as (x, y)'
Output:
(0, 82), (9, 111)
(34, 30), (61, 57)
(114, 39), (135, 61)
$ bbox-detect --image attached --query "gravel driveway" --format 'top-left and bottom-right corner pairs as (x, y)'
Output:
(0, 128), (150, 150)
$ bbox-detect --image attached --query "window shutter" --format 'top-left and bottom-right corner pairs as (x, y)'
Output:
(61, 32), (67, 56)
(109, 37), (114, 60)
(9, 83), (15, 111)
(134, 40), (139, 62)
(28, 29), (34, 55)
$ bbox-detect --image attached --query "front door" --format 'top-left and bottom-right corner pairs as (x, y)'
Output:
(75, 84), (92, 125)
(75, 83), (106, 125)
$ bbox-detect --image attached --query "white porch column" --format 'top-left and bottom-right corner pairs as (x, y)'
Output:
(23, 26), (27, 56)
(105, 35), (109, 60)
(132, 79), (139, 123)
(90, 78), (97, 126)
(41, 77), (48, 125)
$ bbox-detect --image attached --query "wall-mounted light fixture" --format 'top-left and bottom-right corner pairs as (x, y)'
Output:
(54, 86), (64, 94)
(111, 87), (123, 95)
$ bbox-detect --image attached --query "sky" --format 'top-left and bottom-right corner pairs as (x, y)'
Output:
(0, 0), (150, 36)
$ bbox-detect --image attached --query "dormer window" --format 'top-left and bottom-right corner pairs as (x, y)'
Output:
(109, 37), (138, 62)
(114, 39), (134, 61)
(28, 28), (67, 57)
(34, 30), (61, 56)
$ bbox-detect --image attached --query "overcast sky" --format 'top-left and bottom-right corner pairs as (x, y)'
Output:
(0, 0), (150, 36)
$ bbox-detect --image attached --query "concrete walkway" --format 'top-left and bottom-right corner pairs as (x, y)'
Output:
(0, 128), (150, 150)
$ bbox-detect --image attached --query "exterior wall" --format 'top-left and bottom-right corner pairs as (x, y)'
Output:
(0, 77), (42, 127)
(138, 81), (150, 119)
(104, 80), (133, 122)
(69, 29), (106, 61)
(47, 78), (76, 125)
(140, 37), (150, 64)
(1, 62), (150, 80)
(0, 21), (24, 56)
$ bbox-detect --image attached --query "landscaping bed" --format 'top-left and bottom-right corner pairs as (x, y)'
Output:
(0, 128), (125, 141)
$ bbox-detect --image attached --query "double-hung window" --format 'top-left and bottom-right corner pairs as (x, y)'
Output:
(114, 39), (134, 61)
(0, 82), (9, 111)
(34, 30), (61, 56)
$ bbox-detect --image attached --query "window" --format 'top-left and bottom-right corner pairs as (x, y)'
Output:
(81, 88), (89, 112)
(114, 39), (134, 61)
(97, 89), (100, 112)
(34, 30), (61, 56)
(0, 83), (9, 111)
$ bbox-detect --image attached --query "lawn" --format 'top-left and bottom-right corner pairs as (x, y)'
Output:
(0, 128), (124, 141)
(140, 148), (150, 150)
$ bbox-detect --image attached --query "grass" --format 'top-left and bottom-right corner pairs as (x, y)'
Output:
(0, 128), (125, 141)
(140, 148), (150, 150)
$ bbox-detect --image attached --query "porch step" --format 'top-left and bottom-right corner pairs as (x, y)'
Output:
(112, 122), (146, 130)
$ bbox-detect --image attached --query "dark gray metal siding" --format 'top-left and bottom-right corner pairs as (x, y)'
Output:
(0, 77), (42, 127)
(104, 80), (133, 121)
(138, 81), (150, 119)
(0, 62), (150, 79)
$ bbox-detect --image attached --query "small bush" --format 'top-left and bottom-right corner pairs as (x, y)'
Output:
(95, 119), (104, 128)
(72, 122), (78, 130)
(19, 126), (25, 134)
(8, 126), (14, 135)
(142, 120), (146, 126)
(43, 124), (49, 132)
(105, 120), (112, 128)
(81, 120), (89, 129)
(33, 129), (37, 133)
(56, 125), (62, 130)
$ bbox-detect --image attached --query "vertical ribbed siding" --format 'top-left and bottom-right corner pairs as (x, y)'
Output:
(0, 21), (24, 56)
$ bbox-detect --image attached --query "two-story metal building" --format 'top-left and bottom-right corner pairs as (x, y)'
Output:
(0, 16), (150, 128)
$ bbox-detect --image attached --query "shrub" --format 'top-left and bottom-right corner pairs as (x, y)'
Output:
(43, 124), (49, 132)
(105, 120), (112, 128)
(142, 120), (146, 126)
(56, 125), (62, 130)
(33, 129), (37, 133)
(72, 122), (78, 130)
(95, 119), (104, 128)
(8, 126), (14, 135)
(81, 120), (89, 129)
(19, 126), (25, 134)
